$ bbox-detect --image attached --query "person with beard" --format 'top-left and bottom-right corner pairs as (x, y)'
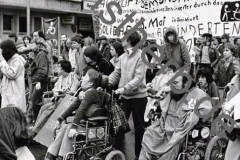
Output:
(28, 37), (50, 123)
(139, 74), (212, 160)
(0, 39), (26, 113)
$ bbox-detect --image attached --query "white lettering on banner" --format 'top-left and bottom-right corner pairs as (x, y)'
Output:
(46, 22), (56, 35)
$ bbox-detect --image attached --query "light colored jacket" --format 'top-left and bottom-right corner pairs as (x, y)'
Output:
(0, 54), (26, 113)
(109, 48), (147, 99)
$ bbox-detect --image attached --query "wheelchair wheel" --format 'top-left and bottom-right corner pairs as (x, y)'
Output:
(204, 136), (228, 160)
(105, 150), (125, 160)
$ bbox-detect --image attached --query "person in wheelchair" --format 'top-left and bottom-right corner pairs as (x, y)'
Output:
(32, 60), (80, 135)
(45, 68), (104, 160)
(139, 74), (212, 160)
(222, 58), (240, 160)
(144, 59), (176, 124)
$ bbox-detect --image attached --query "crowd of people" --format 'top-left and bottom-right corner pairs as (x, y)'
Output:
(0, 27), (240, 160)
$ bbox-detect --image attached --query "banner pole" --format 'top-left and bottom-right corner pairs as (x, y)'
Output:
(58, 17), (61, 56)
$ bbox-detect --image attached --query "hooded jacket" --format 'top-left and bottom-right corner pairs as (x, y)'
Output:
(163, 28), (190, 69)
(29, 39), (49, 84)
(0, 54), (27, 113)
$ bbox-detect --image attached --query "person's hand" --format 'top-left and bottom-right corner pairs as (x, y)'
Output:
(115, 88), (126, 95)
(53, 91), (59, 97)
(35, 82), (41, 90)
(68, 129), (77, 138)
(56, 120), (61, 130)
(146, 83), (152, 88)
(97, 87), (103, 91)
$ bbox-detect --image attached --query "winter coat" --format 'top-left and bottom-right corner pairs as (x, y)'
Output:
(98, 43), (112, 61)
(0, 54), (26, 113)
(29, 49), (49, 84)
(163, 28), (190, 69)
(213, 57), (236, 87)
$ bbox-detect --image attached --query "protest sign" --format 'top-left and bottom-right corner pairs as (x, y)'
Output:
(98, 0), (240, 49)
(34, 94), (77, 147)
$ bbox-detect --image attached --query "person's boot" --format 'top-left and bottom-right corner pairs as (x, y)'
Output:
(45, 152), (56, 160)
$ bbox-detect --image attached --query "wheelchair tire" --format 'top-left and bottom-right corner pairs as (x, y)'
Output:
(105, 150), (125, 160)
(204, 136), (228, 160)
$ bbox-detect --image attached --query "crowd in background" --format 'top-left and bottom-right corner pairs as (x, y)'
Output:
(0, 27), (240, 160)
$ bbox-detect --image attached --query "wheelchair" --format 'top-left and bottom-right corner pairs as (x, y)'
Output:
(177, 119), (228, 160)
(58, 90), (126, 160)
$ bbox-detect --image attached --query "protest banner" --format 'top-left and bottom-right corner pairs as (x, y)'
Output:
(42, 17), (60, 54)
(34, 94), (77, 147)
(98, 0), (240, 49)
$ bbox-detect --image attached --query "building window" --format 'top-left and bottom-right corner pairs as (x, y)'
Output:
(34, 17), (42, 31)
(3, 15), (13, 31)
(19, 17), (27, 33)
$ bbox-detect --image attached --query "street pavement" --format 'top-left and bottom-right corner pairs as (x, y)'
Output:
(28, 116), (135, 160)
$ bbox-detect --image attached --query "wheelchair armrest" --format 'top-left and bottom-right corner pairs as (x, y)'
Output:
(55, 94), (66, 98)
(43, 91), (54, 98)
(88, 116), (109, 122)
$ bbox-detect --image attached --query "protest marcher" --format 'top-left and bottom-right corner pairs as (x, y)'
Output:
(71, 34), (87, 78)
(60, 34), (67, 54)
(108, 31), (147, 160)
(32, 60), (79, 135)
(45, 69), (103, 160)
(84, 46), (114, 76)
(234, 37), (240, 59)
(140, 75), (212, 160)
(197, 67), (220, 101)
(8, 33), (25, 50)
(218, 33), (230, 57)
(162, 27), (190, 71)
(98, 35), (112, 61)
(28, 37), (50, 123)
(109, 42), (124, 67)
(0, 40), (26, 113)
(213, 43), (236, 88)
(195, 33), (219, 74)
(84, 36), (95, 47)
(222, 58), (240, 160)
(2, 106), (35, 160)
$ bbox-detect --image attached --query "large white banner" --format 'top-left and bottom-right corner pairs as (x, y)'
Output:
(98, 0), (240, 46)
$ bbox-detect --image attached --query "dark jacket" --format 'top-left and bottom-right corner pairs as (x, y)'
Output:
(163, 28), (190, 69)
(0, 110), (17, 160)
(29, 50), (49, 84)
(98, 43), (112, 61)
(196, 46), (220, 67)
(84, 57), (114, 76)
(198, 82), (219, 98)
(213, 57), (236, 87)
(57, 88), (102, 129)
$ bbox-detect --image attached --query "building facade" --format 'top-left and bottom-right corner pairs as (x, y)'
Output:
(0, 0), (98, 40)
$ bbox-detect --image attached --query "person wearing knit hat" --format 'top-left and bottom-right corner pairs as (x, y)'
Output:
(70, 34), (87, 78)
(0, 39), (27, 113)
(98, 35), (112, 61)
